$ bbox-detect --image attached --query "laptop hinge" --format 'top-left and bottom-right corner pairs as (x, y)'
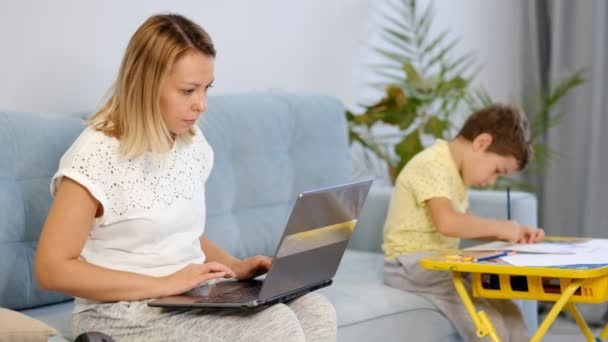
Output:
(260, 279), (333, 303)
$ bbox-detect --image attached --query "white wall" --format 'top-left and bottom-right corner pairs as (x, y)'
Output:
(0, 0), (373, 113)
(431, 0), (525, 103)
(0, 0), (523, 115)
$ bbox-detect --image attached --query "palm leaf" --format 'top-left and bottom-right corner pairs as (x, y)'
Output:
(382, 0), (415, 27)
(373, 47), (413, 65)
(530, 69), (586, 141)
(415, 2), (434, 48)
(381, 27), (413, 46)
(426, 38), (460, 69)
(464, 87), (493, 113)
(379, 30), (416, 56)
(423, 30), (449, 55)
(349, 131), (392, 166)
(442, 53), (475, 77)
(546, 69), (587, 107)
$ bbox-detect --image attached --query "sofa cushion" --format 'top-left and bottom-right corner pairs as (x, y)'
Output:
(0, 307), (58, 342)
(320, 250), (461, 341)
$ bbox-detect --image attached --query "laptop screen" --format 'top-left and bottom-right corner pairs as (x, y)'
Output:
(258, 179), (373, 300)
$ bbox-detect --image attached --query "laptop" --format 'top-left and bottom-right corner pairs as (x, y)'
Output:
(148, 178), (373, 310)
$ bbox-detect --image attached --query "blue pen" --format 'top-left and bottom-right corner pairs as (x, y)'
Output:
(507, 186), (511, 220)
(476, 251), (512, 262)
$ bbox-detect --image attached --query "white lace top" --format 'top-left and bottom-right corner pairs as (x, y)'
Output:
(51, 126), (213, 277)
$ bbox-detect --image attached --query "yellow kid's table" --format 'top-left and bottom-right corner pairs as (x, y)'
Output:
(420, 249), (608, 342)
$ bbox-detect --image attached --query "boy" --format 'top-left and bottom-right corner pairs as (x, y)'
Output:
(383, 104), (544, 341)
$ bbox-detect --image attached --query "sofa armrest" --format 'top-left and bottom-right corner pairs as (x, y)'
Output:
(348, 185), (393, 253)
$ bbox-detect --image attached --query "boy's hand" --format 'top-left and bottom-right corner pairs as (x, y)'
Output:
(520, 226), (545, 243)
(497, 220), (524, 243)
(497, 221), (545, 244)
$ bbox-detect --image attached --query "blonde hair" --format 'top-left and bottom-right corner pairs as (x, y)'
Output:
(89, 14), (216, 159)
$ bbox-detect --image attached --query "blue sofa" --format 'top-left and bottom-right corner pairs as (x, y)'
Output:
(0, 93), (538, 341)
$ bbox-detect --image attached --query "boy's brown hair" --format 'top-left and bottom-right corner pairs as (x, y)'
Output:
(457, 104), (531, 170)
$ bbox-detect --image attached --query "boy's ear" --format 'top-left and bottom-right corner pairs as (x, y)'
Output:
(472, 133), (493, 152)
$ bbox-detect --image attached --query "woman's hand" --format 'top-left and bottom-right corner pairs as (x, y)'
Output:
(161, 262), (235, 297)
(231, 255), (272, 280)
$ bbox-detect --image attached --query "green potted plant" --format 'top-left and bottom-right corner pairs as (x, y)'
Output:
(348, 0), (585, 188)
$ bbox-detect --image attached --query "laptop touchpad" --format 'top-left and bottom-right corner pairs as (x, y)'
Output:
(186, 280), (258, 296)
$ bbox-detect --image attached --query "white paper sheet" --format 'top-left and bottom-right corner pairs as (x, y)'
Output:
(464, 239), (598, 254)
(500, 253), (608, 267)
(498, 239), (608, 266)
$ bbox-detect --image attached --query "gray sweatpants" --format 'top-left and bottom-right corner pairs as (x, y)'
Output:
(70, 292), (336, 342)
(384, 252), (529, 342)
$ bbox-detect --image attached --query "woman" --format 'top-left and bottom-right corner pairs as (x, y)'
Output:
(35, 13), (336, 342)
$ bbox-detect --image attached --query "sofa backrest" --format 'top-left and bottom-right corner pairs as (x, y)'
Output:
(0, 111), (85, 309)
(0, 93), (351, 310)
(202, 94), (351, 259)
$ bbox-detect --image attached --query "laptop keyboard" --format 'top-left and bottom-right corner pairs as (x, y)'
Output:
(195, 283), (262, 304)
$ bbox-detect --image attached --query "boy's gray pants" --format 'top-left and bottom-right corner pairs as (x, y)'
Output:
(384, 252), (529, 342)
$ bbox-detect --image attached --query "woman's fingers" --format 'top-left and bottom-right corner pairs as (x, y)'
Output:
(257, 256), (272, 268)
(246, 256), (272, 278)
(196, 271), (228, 284)
(202, 262), (235, 277)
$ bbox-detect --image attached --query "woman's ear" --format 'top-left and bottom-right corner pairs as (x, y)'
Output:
(472, 133), (493, 152)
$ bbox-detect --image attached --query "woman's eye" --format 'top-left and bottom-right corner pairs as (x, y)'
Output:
(205, 84), (213, 91)
(182, 89), (195, 95)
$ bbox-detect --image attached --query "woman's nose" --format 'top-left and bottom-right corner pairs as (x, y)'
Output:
(193, 91), (206, 112)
